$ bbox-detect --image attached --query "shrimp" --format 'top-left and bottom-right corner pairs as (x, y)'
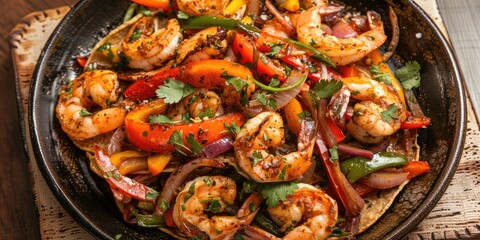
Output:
(268, 184), (338, 240)
(296, 7), (387, 66)
(166, 89), (223, 121)
(172, 176), (260, 240)
(342, 77), (407, 143)
(176, 0), (229, 16)
(122, 17), (182, 71)
(233, 111), (316, 182)
(55, 70), (126, 140)
(175, 27), (228, 64)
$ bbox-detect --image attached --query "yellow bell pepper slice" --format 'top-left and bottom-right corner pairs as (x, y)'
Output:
(284, 98), (303, 136)
(148, 153), (173, 176)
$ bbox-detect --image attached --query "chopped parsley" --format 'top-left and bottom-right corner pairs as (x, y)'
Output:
(145, 191), (159, 201)
(183, 182), (196, 203)
(159, 199), (170, 211)
(203, 177), (215, 186)
(249, 202), (256, 212)
(156, 79), (196, 104)
(395, 61), (421, 90)
(258, 182), (298, 207)
(297, 111), (311, 120)
(380, 105), (399, 123)
(268, 78), (281, 88)
(168, 130), (189, 155)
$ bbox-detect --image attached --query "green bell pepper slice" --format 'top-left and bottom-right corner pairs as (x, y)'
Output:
(340, 152), (408, 183)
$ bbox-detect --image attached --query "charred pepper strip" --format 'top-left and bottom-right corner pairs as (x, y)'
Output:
(340, 152), (409, 183)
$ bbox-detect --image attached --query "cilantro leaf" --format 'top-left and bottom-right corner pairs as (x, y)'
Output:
(168, 130), (189, 155)
(223, 74), (249, 92)
(297, 111), (311, 120)
(312, 79), (343, 99)
(156, 79), (196, 104)
(240, 181), (258, 200)
(265, 43), (284, 58)
(370, 64), (392, 84)
(186, 133), (204, 156)
(268, 78), (280, 88)
(206, 199), (222, 213)
(251, 151), (263, 166)
(257, 92), (277, 109)
(149, 114), (172, 124)
(198, 108), (215, 119)
(183, 182), (195, 202)
(159, 199), (170, 211)
(258, 182), (298, 208)
(224, 122), (241, 137)
(380, 105), (399, 123)
(395, 61), (421, 90)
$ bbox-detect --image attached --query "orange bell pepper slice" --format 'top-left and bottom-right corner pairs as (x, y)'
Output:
(232, 32), (286, 81)
(131, 0), (170, 10)
(123, 59), (254, 103)
(402, 161), (430, 179)
(124, 99), (246, 153)
(367, 49), (406, 107)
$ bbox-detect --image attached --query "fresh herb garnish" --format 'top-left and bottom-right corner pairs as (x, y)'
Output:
(79, 108), (92, 117)
(395, 61), (421, 90)
(380, 105), (399, 123)
(258, 182), (298, 208)
(149, 114), (172, 124)
(156, 79), (196, 104)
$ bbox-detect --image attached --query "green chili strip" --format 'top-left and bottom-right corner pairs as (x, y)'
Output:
(135, 213), (166, 228)
(253, 212), (283, 237)
(182, 16), (261, 36)
(279, 37), (335, 68)
(123, 3), (138, 23)
(249, 74), (307, 92)
(340, 152), (409, 183)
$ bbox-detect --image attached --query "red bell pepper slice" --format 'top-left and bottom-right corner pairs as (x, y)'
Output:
(124, 59), (253, 102)
(232, 32), (286, 81)
(124, 99), (246, 153)
(94, 146), (158, 202)
(76, 56), (87, 68)
(124, 67), (180, 101)
(340, 64), (360, 78)
(163, 208), (176, 227)
(401, 116), (431, 129)
(326, 116), (345, 143)
(402, 161), (430, 179)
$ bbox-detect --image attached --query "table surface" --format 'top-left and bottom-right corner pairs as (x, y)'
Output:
(1, 0), (479, 239)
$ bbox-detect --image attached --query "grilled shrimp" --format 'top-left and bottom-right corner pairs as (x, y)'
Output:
(342, 77), (407, 143)
(172, 176), (260, 239)
(267, 183), (338, 240)
(233, 111), (316, 182)
(176, 0), (229, 16)
(175, 27), (228, 64)
(55, 70), (126, 140)
(166, 89), (223, 121)
(296, 7), (387, 66)
(122, 17), (182, 71)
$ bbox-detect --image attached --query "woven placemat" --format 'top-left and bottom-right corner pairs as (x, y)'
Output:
(9, 2), (480, 239)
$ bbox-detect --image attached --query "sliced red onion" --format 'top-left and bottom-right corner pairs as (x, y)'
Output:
(154, 158), (225, 215)
(320, 62), (329, 80)
(382, 7), (399, 62)
(361, 172), (409, 189)
(107, 127), (125, 155)
(331, 20), (358, 39)
(328, 87), (350, 123)
(199, 136), (233, 158)
(273, 70), (305, 109)
(337, 143), (374, 159)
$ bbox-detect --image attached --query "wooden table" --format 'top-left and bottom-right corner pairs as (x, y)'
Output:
(0, 0), (77, 239)
(1, 0), (479, 239)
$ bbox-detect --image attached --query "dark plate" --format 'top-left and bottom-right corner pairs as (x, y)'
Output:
(29, 0), (466, 239)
